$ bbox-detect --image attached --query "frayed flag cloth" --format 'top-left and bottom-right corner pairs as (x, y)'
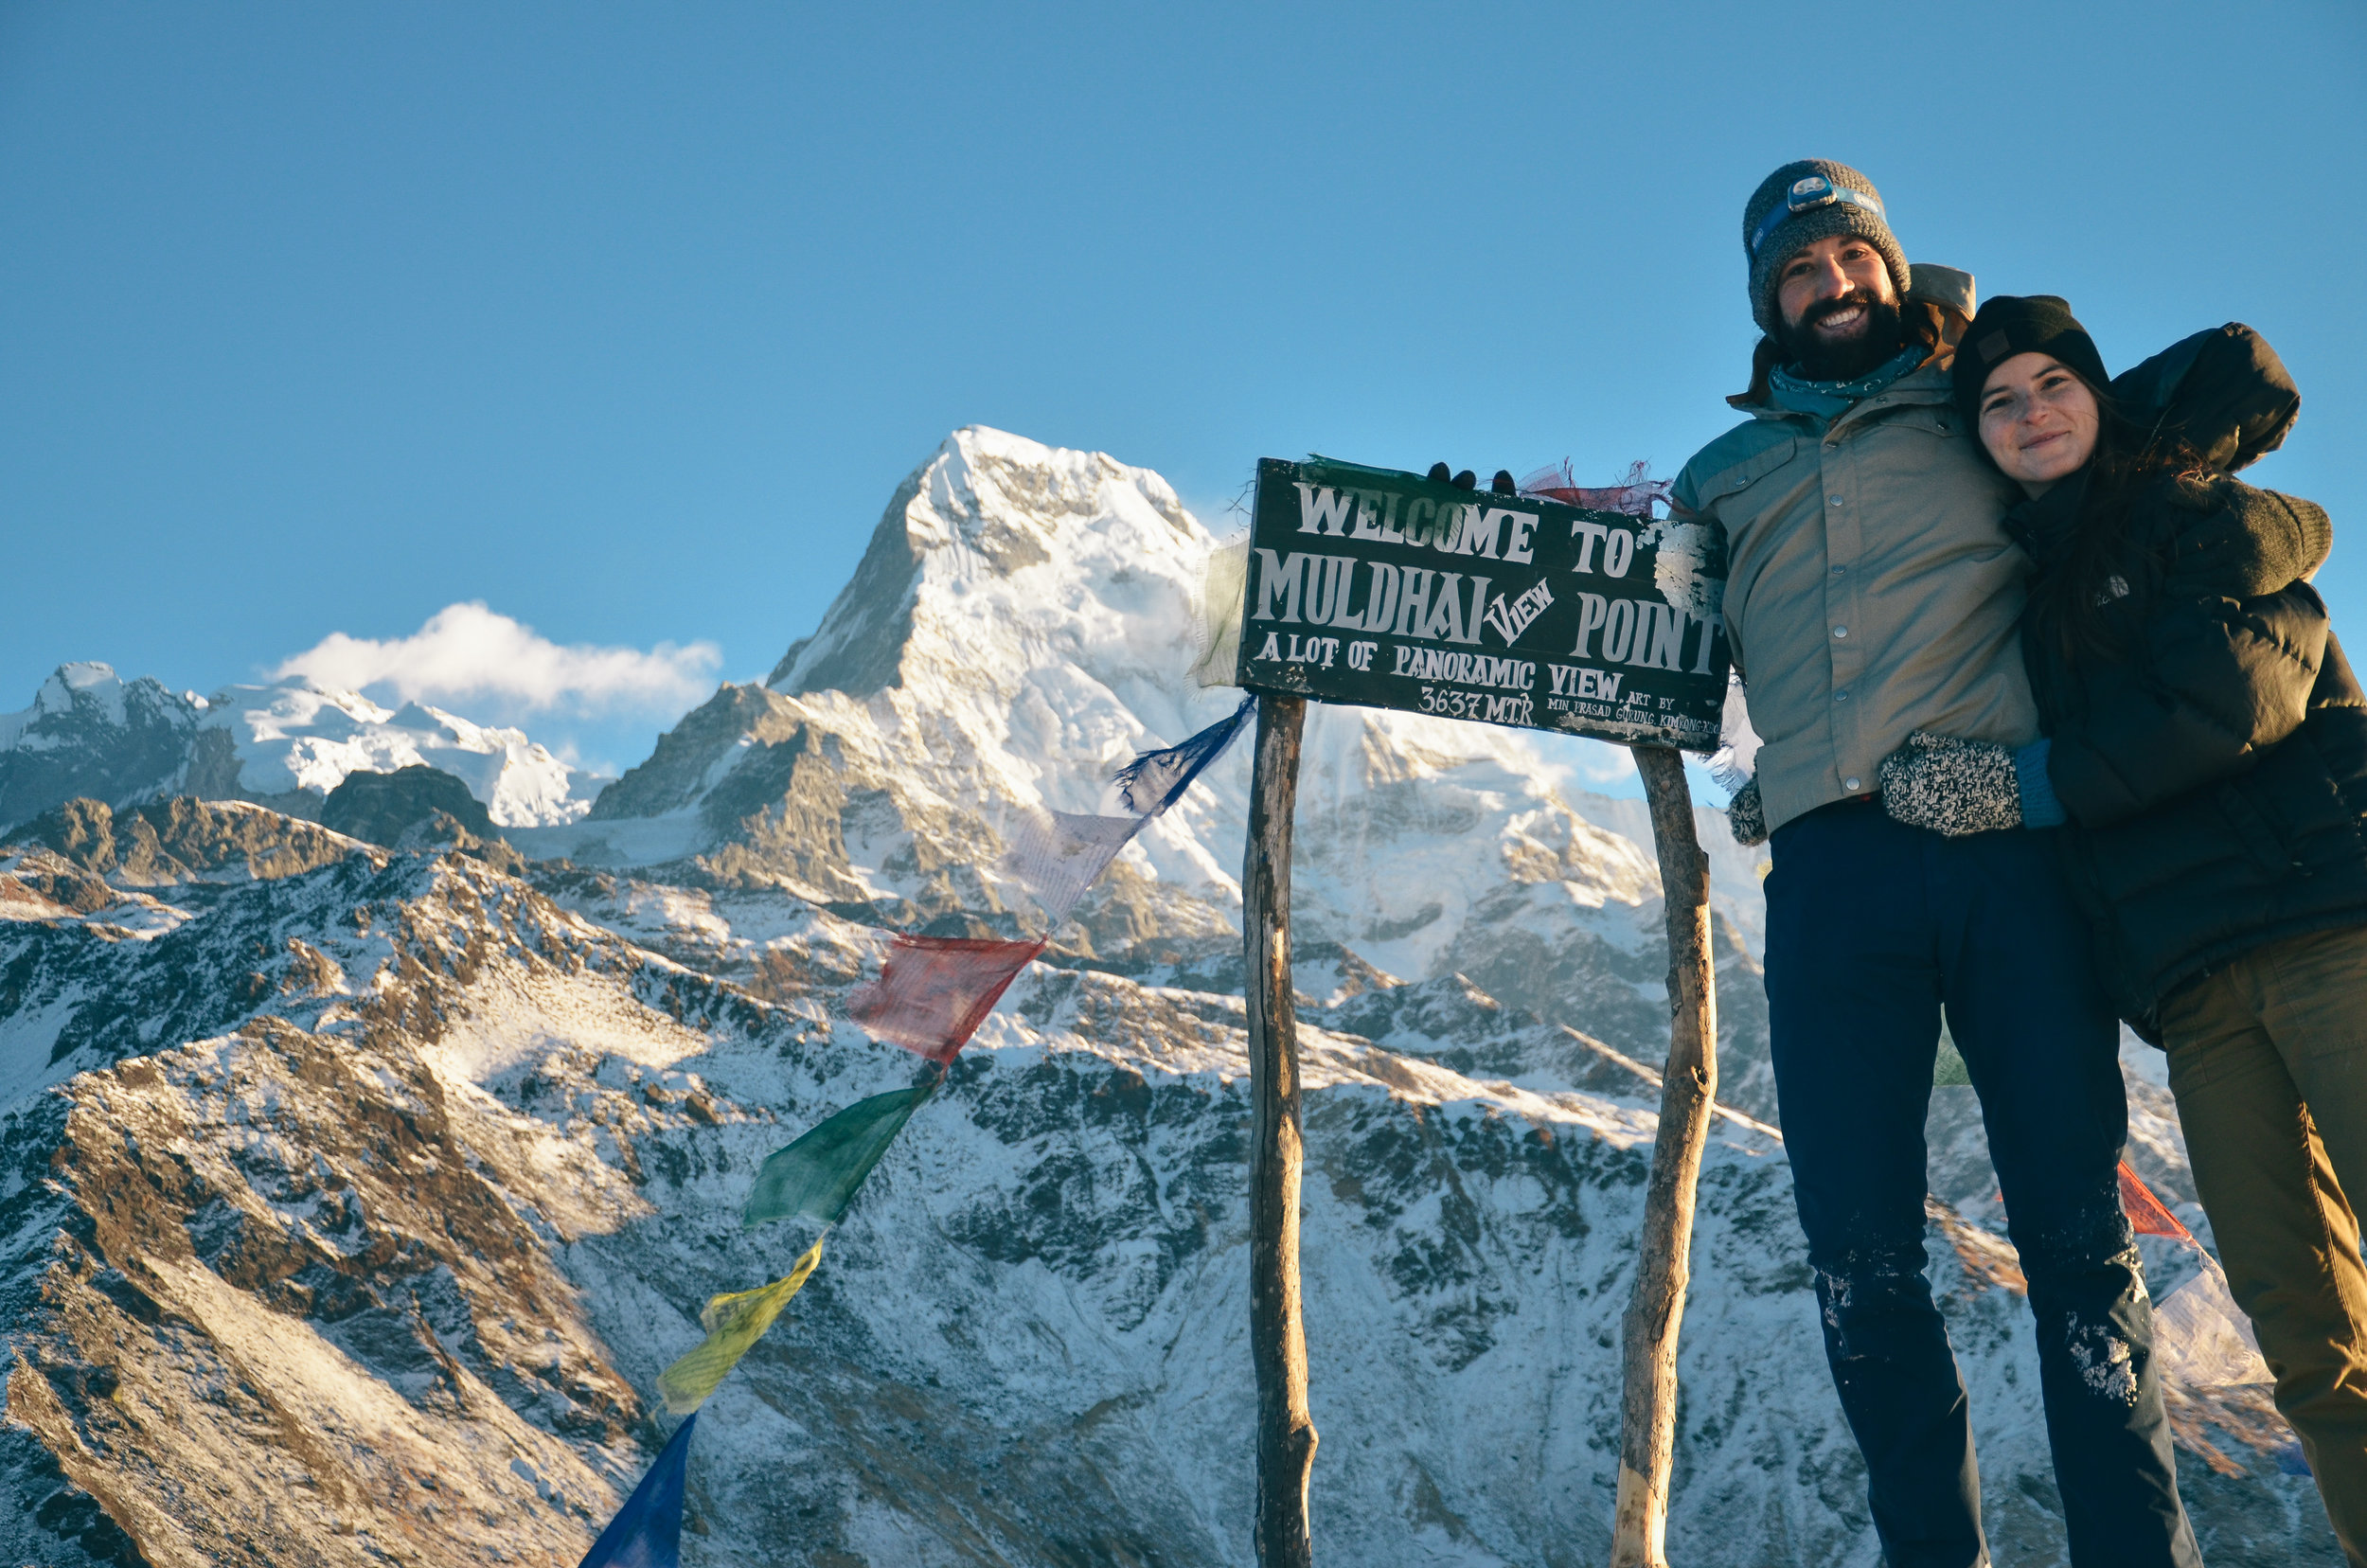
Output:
(848, 934), (1046, 1061)
(1111, 694), (1254, 817)
(1000, 808), (1141, 923)
(656, 1236), (828, 1414)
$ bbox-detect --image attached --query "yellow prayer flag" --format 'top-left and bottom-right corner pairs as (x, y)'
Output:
(655, 1235), (827, 1415)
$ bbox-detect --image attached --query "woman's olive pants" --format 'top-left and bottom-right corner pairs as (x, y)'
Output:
(2163, 923), (2367, 1566)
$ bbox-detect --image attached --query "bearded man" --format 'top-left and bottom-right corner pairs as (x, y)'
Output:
(1669, 161), (2202, 1567)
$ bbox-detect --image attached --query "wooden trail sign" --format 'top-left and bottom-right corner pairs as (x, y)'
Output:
(1234, 457), (1729, 747)
(1232, 457), (1724, 1568)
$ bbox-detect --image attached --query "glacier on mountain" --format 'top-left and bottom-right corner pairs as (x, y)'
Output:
(0, 426), (2339, 1566)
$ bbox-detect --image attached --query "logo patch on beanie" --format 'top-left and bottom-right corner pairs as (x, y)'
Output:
(1978, 330), (2012, 365)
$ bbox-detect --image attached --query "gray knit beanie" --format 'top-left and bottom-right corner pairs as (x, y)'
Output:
(1742, 160), (1910, 336)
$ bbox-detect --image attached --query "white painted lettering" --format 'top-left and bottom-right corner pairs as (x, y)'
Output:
(1252, 549), (1308, 623)
(1602, 528), (1635, 578)
(1363, 563), (1399, 633)
(1689, 613), (1723, 675)
(1603, 599), (1637, 663)
(1571, 519), (1608, 574)
(1294, 484), (1354, 537)
(1305, 556), (1346, 626)
(1463, 578), (1491, 646)
(1459, 508), (1505, 560)
(1420, 573), (1467, 643)
(1404, 496), (1436, 548)
(1394, 568), (1433, 636)
(1646, 603), (1685, 669)
(1501, 509), (1539, 563)
(1326, 558), (1366, 630)
(1573, 592), (1610, 657)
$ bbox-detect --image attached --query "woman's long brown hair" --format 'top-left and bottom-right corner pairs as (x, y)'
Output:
(2024, 379), (2201, 662)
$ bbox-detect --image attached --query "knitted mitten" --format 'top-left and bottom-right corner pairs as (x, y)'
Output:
(1878, 732), (2023, 837)
(1728, 775), (1768, 846)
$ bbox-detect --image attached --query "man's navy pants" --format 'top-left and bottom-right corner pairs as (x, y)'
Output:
(1764, 800), (2200, 1568)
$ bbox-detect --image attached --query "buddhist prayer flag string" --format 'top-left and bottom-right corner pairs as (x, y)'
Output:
(2119, 1160), (2193, 1241)
(657, 1236), (828, 1414)
(743, 1075), (942, 1228)
(2117, 1160), (2273, 1391)
(578, 699), (1260, 1556)
(1111, 693), (1255, 818)
(576, 1411), (695, 1568)
(1002, 695), (1257, 920)
(848, 935), (1048, 1061)
(1000, 807), (1144, 923)
(1515, 458), (1672, 519)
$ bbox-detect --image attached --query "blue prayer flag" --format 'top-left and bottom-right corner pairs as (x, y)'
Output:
(1111, 694), (1255, 817)
(578, 1412), (696, 1568)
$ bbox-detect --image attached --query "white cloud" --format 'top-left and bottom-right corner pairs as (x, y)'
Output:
(273, 602), (722, 716)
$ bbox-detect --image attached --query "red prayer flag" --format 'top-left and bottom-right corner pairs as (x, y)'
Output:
(2119, 1160), (2194, 1242)
(847, 935), (1047, 1062)
(1516, 458), (1672, 519)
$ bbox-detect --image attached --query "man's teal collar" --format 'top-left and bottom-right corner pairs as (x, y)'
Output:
(1768, 344), (1929, 420)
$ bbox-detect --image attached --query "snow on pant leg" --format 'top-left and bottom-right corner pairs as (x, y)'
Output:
(2164, 928), (2367, 1568)
(1764, 801), (1986, 1568)
(1937, 825), (2201, 1568)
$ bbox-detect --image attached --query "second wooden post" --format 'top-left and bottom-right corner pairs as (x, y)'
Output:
(1242, 691), (1316, 1567)
(1609, 744), (1720, 1568)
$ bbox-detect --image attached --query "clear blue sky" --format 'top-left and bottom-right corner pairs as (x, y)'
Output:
(5, 1), (2361, 775)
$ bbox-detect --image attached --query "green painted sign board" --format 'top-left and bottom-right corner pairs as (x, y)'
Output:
(1234, 456), (1730, 748)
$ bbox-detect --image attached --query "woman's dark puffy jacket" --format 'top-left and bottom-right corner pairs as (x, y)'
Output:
(2008, 324), (2367, 1038)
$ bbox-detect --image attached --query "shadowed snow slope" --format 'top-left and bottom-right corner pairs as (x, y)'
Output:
(0, 426), (2338, 1565)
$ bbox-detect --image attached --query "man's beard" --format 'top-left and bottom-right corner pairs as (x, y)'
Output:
(1779, 288), (1912, 382)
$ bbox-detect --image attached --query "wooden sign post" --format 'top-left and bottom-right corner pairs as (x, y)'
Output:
(1610, 746), (1717, 1568)
(1242, 691), (1316, 1568)
(1230, 457), (1728, 1566)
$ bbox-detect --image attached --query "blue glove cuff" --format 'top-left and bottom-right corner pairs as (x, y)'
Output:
(2014, 739), (2067, 829)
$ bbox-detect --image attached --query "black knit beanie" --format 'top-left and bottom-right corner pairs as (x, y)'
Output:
(1951, 295), (2110, 429)
(1742, 160), (1910, 335)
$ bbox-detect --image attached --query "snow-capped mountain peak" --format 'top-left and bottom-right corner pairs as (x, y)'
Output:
(205, 677), (595, 827)
(0, 664), (601, 834)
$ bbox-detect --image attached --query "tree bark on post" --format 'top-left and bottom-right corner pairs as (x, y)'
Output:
(1609, 744), (1719, 1568)
(1242, 691), (1317, 1568)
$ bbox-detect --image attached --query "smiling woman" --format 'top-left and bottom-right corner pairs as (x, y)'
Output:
(1976, 352), (2103, 492)
(1880, 294), (2367, 1554)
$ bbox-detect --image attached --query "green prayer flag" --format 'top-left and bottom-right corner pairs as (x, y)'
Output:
(656, 1235), (827, 1415)
(742, 1078), (937, 1229)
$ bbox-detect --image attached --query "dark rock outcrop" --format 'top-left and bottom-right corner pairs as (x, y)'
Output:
(322, 766), (495, 846)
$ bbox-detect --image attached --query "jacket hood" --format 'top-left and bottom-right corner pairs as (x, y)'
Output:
(2110, 323), (2300, 472)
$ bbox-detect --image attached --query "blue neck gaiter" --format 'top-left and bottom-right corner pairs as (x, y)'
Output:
(1768, 343), (1928, 421)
